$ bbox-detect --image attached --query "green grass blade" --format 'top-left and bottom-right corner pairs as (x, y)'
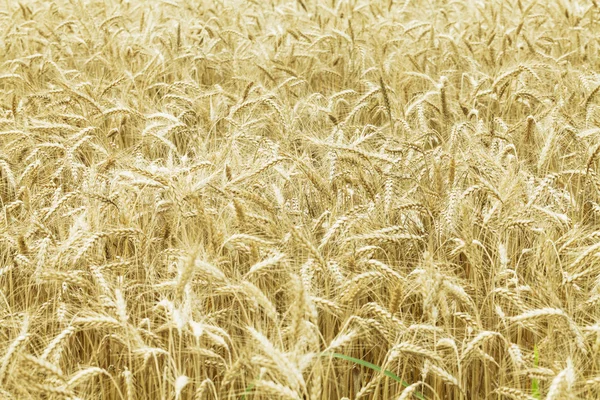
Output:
(321, 352), (426, 400)
(240, 353), (427, 400)
(240, 380), (256, 400)
(532, 344), (541, 399)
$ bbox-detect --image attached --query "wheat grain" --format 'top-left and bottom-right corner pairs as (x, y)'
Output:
(67, 367), (108, 388)
(0, 330), (30, 385)
(461, 331), (500, 363)
(254, 380), (301, 400)
(546, 358), (576, 400)
(21, 354), (65, 382)
(494, 387), (537, 400)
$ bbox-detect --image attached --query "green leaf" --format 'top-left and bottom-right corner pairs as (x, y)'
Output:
(240, 380), (256, 400)
(532, 344), (541, 399)
(240, 352), (427, 399)
(320, 352), (426, 400)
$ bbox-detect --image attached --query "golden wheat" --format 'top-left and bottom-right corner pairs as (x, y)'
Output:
(1, 0), (600, 399)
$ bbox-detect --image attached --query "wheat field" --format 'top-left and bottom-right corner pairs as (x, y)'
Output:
(1, 0), (600, 398)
